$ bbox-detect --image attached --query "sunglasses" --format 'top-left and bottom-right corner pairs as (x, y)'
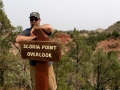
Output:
(30, 18), (38, 22)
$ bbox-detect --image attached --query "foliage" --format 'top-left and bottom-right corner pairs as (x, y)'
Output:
(92, 49), (120, 90)
(107, 51), (120, 89)
(1, 53), (30, 88)
(54, 54), (74, 90)
(106, 33), (112, 38)
(0, 1), (30, 89)
(112, 30), (120, 37)
(85, 35), (97, 50)
(0, 1), (14, 35)
(67, 28), (93, 90)
(54, 28), (120, 89)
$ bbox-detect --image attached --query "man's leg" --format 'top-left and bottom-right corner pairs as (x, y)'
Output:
(49, 64), (57, 90)
(30, 65), (36, 90)
(30, 64), (57, 90)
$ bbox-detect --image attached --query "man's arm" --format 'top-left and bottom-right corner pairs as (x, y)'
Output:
(31, 24), (52, 36)
(16, 35), (36, 43)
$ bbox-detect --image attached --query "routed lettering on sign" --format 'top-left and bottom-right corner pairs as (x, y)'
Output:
(27, 52), (52, 58)
(21, 41), (61, 62)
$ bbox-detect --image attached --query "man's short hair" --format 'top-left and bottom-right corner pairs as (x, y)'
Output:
(29, 12), (40, 18)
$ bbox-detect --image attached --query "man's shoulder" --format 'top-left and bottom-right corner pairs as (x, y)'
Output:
(24, 28), (31, 31)
(19, 27), (31, 36)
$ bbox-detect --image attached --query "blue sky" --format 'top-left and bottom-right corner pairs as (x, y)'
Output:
(2, 0), (120, 31)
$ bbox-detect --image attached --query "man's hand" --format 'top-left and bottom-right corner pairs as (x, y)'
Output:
(30, 27), (36, 36)
(30, 24), (52, 36)
(29, 36), (37, 41)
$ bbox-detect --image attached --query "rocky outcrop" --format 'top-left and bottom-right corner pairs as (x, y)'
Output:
(52, 32), (72, 45)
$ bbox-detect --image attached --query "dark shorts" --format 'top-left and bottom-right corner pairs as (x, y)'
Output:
(29, 60), (53, 66)
(29, 60), (36, 66)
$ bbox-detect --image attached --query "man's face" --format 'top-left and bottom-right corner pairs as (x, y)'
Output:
(30, 16), (40, 27)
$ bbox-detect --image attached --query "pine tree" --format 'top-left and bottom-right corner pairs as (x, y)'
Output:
(54, 54), (74, 90)
(0, 1), (30, 89)
(0, 0), (13, 35)
(68, 28), (93, 90)
(92, 49), (120, 90)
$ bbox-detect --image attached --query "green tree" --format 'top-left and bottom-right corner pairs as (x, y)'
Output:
(54, 54), (74, 90)
(0, 1), (30, 89)
(52, 33), (74, 90)
(68, 28), (93, 90)
(107, 51), (120, 89)
(0, 1), (13, 86)
(92, 49), (120, 90)
(112, 30), (119, 37)
(0, 1), (13, 35)
(85, 35), (97, 50)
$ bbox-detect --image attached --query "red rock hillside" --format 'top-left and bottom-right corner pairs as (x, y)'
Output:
(96, 37), (120, 60)
(51, 32), (72, 45)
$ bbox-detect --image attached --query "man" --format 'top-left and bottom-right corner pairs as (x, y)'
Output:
(16, 12), (57, 90)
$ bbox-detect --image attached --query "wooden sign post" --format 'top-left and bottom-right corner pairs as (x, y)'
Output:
(20, 30), (61, 90)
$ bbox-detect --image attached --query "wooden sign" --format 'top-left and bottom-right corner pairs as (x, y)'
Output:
(21, 41), (61, 62)
(20, 29), (61, 90)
